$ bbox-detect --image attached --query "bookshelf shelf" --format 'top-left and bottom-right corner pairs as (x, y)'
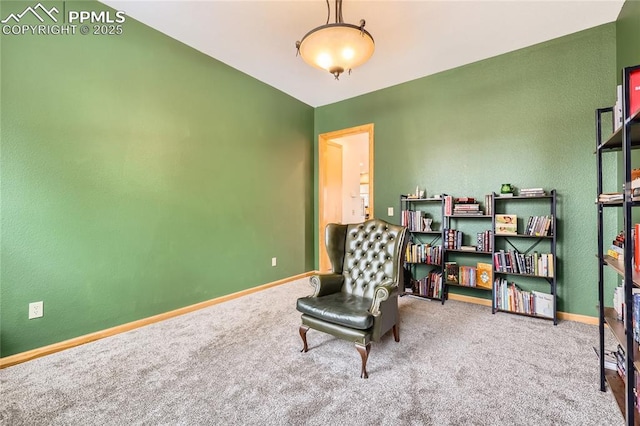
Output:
(491, 190), (557, 324)
(596, 109), (640, 152)
(603, 255), (640, 287)
(495, 308), (553, 321)
(604, 369), (640, 426)
(401, 292), (442, 302)
(595, 64), (640, 426)
(604, 308), (640, 361)
(446, 282), (491, 291)
(495, 234), (553, 239)
(410, 230), (442, 235)
(444, 249), (491, 255)
(495, 271), (554, 279)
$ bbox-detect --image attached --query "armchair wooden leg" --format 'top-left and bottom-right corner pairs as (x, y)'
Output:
(392, 324), (399, 342)
(299, 325), (309, 353)
(356, 343), (371, 379)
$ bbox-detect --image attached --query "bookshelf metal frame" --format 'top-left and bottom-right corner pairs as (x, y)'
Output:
(491, 191), (557, 325)
(441, 212), (494, 300)
(400, 195), (446, 303)
(595, 64), (640, 426)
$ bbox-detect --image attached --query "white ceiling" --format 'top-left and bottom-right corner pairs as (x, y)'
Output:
(101, 0), (625, 107)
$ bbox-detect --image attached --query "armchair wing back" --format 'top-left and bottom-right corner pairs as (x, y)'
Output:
(297, 218), (408, 378)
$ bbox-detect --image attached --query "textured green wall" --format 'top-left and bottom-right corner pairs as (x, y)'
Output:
(0, 1), (314, 357)
(617, 0), (640, 236)
(315, 24), (617, 316)
(616, 0), (640, 75)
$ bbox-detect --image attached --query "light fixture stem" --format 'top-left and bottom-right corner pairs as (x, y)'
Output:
(325, 0), (330, 24)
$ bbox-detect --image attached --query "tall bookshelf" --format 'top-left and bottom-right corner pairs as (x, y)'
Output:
(442, 195), (494, 299)
(400, 195), (446, 303)
(491, 190), (557, 324)
(595, 64), (640, 426)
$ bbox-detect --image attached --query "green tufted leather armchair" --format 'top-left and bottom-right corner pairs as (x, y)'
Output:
(296, 218), (408, 378)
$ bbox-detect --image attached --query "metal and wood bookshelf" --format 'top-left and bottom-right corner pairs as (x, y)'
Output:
(596, 64), (640, 426)
(442, 206), (493, 300)
(491, 190), (557, 324)
(400, 195), (446, 303)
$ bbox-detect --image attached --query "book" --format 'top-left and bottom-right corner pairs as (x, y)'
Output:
(519, 188), (546, 196)
(495, 214), (517, 235)
(532, 290), (553, 318)
(445, 261), (459, 284)
(476, 262), (493, 289)
(592, 346), (618, 371)
(631, 68), (640, 117)
(484, 194), (493, 216)
(598, 192), (623, 203)
(636, 223), (640, 272)
(455, 197), (476, 204)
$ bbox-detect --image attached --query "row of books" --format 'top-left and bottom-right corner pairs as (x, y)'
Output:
(452, 203), (483, 216)
(614, 344), (626, 380)
(405, 243), (441, 265)
(494, 278), (553, 318)
(413, 270), (443, 299)
(493, 250), (554, 277)
(476, 230), (493, 252)
(524, 215), (553, 237)
(519, 188), (546, 197)
(444, 228), (463, 250)
(401, 210), (431, 232)
(607, 227), (640, 273)
(444, 261), (493, 288)
(484, 194), (493, 216)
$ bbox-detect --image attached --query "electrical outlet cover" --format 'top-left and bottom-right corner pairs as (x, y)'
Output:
(29, 301), (43, 319)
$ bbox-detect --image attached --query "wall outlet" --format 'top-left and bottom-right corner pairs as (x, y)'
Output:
(29, 301), (43, 319)
(388, 207), (394, 216)
(272, 257), (277, 267)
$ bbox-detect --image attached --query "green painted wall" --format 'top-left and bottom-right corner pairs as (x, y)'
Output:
(315, 24), (617, 316)
(0, 1), (314, 357)
(616, 0), (640, 239)
(616, 0), (640, 76)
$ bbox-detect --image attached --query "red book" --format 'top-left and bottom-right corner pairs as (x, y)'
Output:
(631, 69), (640, 117)
(635, 223), (640, 272)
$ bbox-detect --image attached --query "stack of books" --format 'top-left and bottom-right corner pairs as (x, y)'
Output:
(453, 197), (482, 215)
(598, 192), (623, 203)
(519, 188), (546, 197)
(607, 230), (624, 260)
(632, 177), (640, 201)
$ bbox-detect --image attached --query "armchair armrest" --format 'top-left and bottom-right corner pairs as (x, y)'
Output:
(309, 273), (345, 297)
(370, 280), (399, 315)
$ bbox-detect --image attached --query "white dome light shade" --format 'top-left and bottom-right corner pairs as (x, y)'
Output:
(298, 23), (375, 79)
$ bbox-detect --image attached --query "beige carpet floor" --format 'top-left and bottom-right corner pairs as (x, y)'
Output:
(0, 278), (622, 425)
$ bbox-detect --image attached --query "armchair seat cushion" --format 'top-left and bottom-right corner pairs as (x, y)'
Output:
(296, 292), (374, 330)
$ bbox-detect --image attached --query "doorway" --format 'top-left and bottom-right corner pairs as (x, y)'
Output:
(318, 123), (374, 272)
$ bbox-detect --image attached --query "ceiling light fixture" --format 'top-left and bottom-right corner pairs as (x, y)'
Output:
(296, 0), (374, 80)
